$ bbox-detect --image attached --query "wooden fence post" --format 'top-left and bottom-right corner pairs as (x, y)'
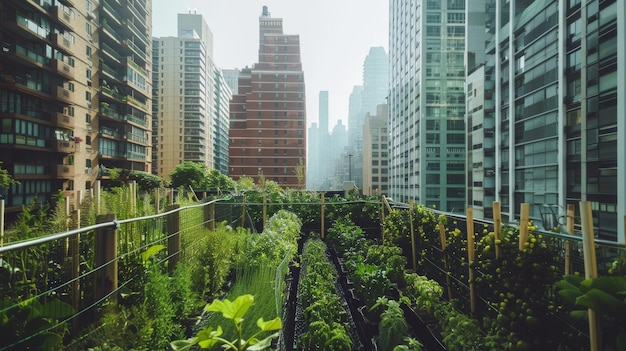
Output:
(94, 214), (118, 304)
(438, 218), (453, 300)
(580, 201), (600, 351)
(466, 207), (476, 316)
(320, 192), (325, 239)
(167, 204), (181, 272)
(95, 180), (101, 214)
(0, 199), (4, 247)
(519, 203), (530, 251)
(564, 204), (575, 275)
(155, 188), (160, 214)
(409, 201), (417, 271)
(493, 201), (501, 260)
(204, 198), (215, 230)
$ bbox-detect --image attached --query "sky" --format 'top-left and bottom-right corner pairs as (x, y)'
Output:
(152, 0), (389, 133)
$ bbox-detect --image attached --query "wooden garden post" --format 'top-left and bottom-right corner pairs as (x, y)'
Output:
(466, 207), (476, 316)
(204, 197), (215, 230)
(580, 201), (600, 351)
(409, 201), (417, 271)
(564, 204), (575, 275)
(518, 203), (530, 251)
(492, 201), (502, 259)
(380, 195), (385, 239)
(241, 193), (247, 228)
(94, 214), (118, 304)
(320, 192), (325, 239)
(95, 180), (101, 214)
(438, 217), (453, 300)
(167, 204), (181, 272)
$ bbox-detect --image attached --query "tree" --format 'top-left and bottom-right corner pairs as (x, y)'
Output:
(169, 162), (208, 189)
(0, 161), (18, 190)
(205, 169), (235, 193)
(127, 171), (164, 191)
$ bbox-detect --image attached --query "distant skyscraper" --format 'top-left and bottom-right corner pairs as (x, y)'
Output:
(389, 0), (467, 212)
(229, 7), (307, 188)
(307, 91), (330, 190)
(349, 47), (389, 190)
(363, 104), (389, 196)
(467, 0), (626, 243)
(153, 13), (230, 178)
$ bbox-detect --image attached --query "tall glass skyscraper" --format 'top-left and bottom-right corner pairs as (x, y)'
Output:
(389, 0), (467, 212)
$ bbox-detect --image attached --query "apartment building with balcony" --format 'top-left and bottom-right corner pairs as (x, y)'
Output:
(466, 0), (625, 242)
(0, 0), (92, 212)
(0, 0), (151, 214)
(98, 0), (152, 178)
(152, 13), (231, 179)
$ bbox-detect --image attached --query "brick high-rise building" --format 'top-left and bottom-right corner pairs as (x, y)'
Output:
(0, 0), (152, 213)
(229, 6), (306, 188)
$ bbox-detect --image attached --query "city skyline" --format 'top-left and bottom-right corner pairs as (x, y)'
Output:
(151, 0), (389, 131)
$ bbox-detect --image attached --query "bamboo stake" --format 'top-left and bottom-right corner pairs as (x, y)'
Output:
(580, 201), (600, 351)
(320, 192), (325, 239)
(409, 201), (417, 271)
(493, 201), (502, 260)
(466, 207), (476, 316)
(155, 188), (160, 214)
(439, 220), (453, 300)
(519, 203), (530, 251)
(564, 204), (575, 275)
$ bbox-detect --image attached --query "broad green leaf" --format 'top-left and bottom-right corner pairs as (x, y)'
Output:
(170, 339), (195, 350)
(558, 289), (583, 304)
(247, 332), (280, 350)
(563, 274), (584, 286)
(569, 310), (588, 320)
(576, 288), (626, 318)
(585, 276), (626, 295)
(205, 295), (254, 323)
(141, 244), (165, 263)
(196, 326), (222, 349)
(40, 300), (74, 319)
(257, 317), (282, 332)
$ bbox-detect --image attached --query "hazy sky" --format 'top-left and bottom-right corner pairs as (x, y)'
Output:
(152, 0), (389, 133)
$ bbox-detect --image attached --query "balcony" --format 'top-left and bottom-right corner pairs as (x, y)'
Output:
(55, 112), (74, 129)
(52, 59), (75, 80)
(52, 33), (73, 54)
(53, 6), (74, 29)
(53, 86), (73, 103)
(53, 140), (75, 153)
(54, 164), (74, 179)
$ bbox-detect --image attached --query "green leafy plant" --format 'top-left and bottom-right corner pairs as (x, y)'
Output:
(171, 294), (281, 351)
(374, 297), (409, 351)
(557, 274), (626, 351)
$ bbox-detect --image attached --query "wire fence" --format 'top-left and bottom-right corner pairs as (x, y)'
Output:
(0, 194), (624, 350)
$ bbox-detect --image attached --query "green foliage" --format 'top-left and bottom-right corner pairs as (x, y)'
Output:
(206, 169), (236, 192)
(171, 294), (281, 351)
(326, 215), (368, 258)
(185, 223), (240, 298)
(434, 301), (483, 351)
(127, 170), (164, 191)
(0, 161), (19, 189)
(557, 275), (626, 351)
(374, 298), (411, 351)
(0, 297), (74, 351)
(298, 238), (352, 351)
(403, 273), (443, 318)
(169, 161), (208, 189)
